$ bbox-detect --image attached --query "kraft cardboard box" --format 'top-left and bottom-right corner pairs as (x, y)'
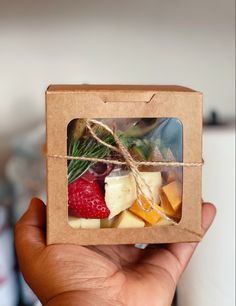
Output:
(45, 85), (203, 245)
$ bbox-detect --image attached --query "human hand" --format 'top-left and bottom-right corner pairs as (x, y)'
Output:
(15, 198), (215, 306)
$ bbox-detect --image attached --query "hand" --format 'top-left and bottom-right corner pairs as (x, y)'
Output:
(15, 199), (215, 306)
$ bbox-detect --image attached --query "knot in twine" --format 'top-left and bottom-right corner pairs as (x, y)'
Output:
(48, 119), (203, 226)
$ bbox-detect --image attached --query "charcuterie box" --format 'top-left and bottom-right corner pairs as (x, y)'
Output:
(45, 85), (202, 245)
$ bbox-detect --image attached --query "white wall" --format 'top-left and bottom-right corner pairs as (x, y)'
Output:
(178, 128), (235, 306)
(0, 0), (235, 138)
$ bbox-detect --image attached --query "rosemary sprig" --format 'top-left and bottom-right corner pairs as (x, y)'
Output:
(67, 132), (115, 184)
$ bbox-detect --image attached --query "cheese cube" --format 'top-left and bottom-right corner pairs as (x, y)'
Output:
(139, 172), (162, 203)
(162, 181), (182, 211)
(159, 191), (175, 216)
(68, 216), (100, 229)
(113, 210), (145, 228)
(129, 196), (164, 225)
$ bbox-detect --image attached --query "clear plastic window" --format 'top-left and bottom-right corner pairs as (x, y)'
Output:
(67, 118), (183, 229)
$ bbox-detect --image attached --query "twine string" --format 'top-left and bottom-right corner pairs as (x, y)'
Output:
(86, 120), (120, 153)
(47, 154), (202, 168)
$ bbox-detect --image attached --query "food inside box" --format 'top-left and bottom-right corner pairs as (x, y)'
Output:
(67, 118), (183, 229)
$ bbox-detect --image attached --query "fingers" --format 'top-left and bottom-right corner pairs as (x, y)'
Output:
(17, 197), (46, 228)
(15, 198), (46, 266)
(167, 202), (216, 278)
(201, 202), (217, 234)
(140, 202), (216, 286)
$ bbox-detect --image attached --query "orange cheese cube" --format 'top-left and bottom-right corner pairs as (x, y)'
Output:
(129, 196), (164, 225)
(159, 190), (175, 217)
(162, 181), (182, 211)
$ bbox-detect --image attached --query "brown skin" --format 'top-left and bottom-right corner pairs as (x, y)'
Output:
(15, 199), (216, 306)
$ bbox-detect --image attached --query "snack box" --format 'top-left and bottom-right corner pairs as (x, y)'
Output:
(46, 85), (202, 245)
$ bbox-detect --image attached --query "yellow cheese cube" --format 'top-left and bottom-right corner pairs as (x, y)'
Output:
(68, 216), (100, 229)
(129, 196), (164, 225)
(159, 191), (175, 217)
(113, 210), (145, 228)
(162, 181), (182, 211)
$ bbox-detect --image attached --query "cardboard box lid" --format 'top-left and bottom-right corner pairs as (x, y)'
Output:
(47, 84), (198, 93)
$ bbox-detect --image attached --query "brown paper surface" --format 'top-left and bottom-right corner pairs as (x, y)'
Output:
(46, 85), (202, 245)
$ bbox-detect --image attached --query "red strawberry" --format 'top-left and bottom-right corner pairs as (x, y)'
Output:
(68, 177), (110, 218)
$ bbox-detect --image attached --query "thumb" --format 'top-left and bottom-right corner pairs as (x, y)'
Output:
(167, 202), (216, 281)
(15, 198), (46, 267)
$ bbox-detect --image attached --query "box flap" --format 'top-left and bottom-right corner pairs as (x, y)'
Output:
(47, 84), (198, 93)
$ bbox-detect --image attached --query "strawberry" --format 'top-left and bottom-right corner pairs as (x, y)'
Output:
(68, 177), (110, 219)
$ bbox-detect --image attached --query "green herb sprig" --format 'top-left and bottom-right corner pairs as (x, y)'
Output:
(67, 132), (115, 184)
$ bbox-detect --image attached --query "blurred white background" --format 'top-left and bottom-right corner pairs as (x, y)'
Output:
(0, 1), (235, 306)
(0, 0), (235, 137)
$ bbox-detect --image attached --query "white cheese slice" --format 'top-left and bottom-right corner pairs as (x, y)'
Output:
(105, 173), (136, 219)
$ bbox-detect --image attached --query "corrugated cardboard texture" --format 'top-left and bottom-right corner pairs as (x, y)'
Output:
(46, 85), (202, 245)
